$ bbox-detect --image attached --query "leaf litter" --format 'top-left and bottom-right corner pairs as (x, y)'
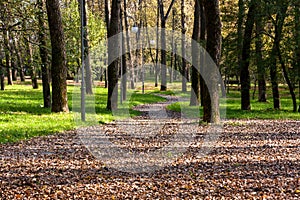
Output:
(0, 96), (299, 199)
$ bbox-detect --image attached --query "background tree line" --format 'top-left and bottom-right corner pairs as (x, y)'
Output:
(0, 0), (299, 123)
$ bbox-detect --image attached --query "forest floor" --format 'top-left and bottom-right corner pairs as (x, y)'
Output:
(0, 95), (300, 199)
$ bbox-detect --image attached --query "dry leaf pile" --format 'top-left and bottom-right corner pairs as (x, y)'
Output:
(0, 97), (299, 199)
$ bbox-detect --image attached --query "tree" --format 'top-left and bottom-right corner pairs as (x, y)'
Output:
(203, 0), (222, 123)
(0, 55), (4, 90)
(158, 0), (176, 91)
(181, 0), (187, 92)
(46, 0), (69, 112)
(269, 0), (288, 110)
(3, 30), (13, 86)
(80, 0), (93, 95)
(123, 0), (135, 90)
(255, 0), (267, 102)
(295, 0), (300, 112)
(274, 0), (297, 112)
(240, 0), (256, 110)
(37, 0), (51, 108)
(190, 0), (201, 106)
(106, 0), (121, 111)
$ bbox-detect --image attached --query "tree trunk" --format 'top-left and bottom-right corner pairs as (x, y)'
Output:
(158, 0), (176, 91)
(81, 0), (93, 95)
(155, 1), (160, 87)
(255, 1), (266, 102)
(3, 30), (13, 85)
(170, 8), (175, 83)
(9, 34), (17, 82)
(38, 0), (51, 108)
(0, 58), (4, 90)
(240, 0), (256, 110)
(120, 4), (126, 101)
(203, 0), (222, 123)
(46, 0), (69, 112)
(13, 37), (25, 82)
(237, 0), (244, 91)
(124, 0), (134, 91)
(106, 0), (121, 111)
(270, 2), (288, 110)
(28, 39), (39, 89)
(181, 0), (187, 92)
(190, 0), (201, 106)
(199, 0), (205, 106)
(160, 18), (167, 91)
(278, 46), (297, 112)
(295, 0), (300, 112)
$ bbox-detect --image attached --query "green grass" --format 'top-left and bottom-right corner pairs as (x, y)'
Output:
(1, 82), (299, 144)
(0, 83), (166, 144)
(167, 86), (300, 120)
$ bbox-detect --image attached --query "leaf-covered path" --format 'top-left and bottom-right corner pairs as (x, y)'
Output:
(0, 96), (299, 199)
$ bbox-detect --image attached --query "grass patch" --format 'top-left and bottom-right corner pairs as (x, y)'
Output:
(0, 83), (166, 144)
(167, 86), (300, 120)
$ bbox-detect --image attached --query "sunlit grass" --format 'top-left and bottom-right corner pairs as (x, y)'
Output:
(167, 86), (300, 120)
(0, 83), (166, 143)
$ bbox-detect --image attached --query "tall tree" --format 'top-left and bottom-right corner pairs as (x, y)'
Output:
(80, 0), (93, 94)
(154, 2), (160, 87)
(255, 0), (267, 102)
(181, 0), (187, 92)
(106, 0), (121, 111)
(123, 0), (135, 90)
(46, 0), (69, 112)
(295, 0), (300, 112)
(275, 1), (296, 111)
(158, 0), (176, 91)
(203, 0), (222, 123)
(199, 0), (206, 106)
(190, 0), (201, 106)
(240, 0), (256, 110)
(237, 0), (244, 88)
(3, 30), (13, 85)
(37, 0), (51, 108)
(269, 0), (288, 110)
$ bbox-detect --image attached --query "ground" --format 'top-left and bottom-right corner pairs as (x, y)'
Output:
(0, 96), (299, 199)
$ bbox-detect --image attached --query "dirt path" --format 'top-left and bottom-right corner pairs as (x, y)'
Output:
(0, 96), (299, 199)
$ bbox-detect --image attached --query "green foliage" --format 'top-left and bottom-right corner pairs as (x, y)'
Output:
(61, 0), (106, 78)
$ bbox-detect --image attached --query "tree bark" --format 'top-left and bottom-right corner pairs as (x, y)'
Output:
(199, 0), (205, 106)
(0, 58), (4, 90)
(240, 0), (256, 110)
(203, 0), (221, 123)
(123, 0), (134, 91)
(294, 0), (300, 112)
(120, 4), (127, 101)
(190, 0), (201, 106)
(106, 0), (121, 111)
(3, 30), (13, 85)
(181, 0), (187, 92)
(81, 0), (93, 94)
(237, 0), (244, 89)
(46, 0), (69, 112)
(255, 1), (266, 102)
(13, 36), (25, 82)
(158, 0), (176, 91)
(270, 1), (288, 110)
(278, 45), (297, 112)
(155, 2), (160, 87)
(38, 0), (51, 108)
